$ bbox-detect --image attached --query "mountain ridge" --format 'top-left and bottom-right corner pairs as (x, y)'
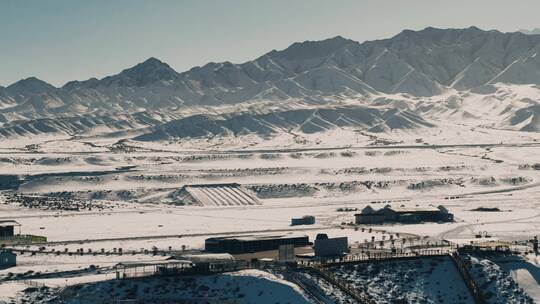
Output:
(1, 26), (540, 141)
(5, 27), (540, 92)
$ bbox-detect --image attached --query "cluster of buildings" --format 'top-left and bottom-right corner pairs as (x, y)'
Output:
(203, 204), (454, 260)
(0, 202), (455, 271)
(205, 233), (348, 258)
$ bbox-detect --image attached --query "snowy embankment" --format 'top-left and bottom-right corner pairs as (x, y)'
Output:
(13, 270), (310, 304)
(461, 254), (536, 303)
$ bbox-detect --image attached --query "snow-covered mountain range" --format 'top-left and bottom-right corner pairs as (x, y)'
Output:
(1, 26), (540, 142)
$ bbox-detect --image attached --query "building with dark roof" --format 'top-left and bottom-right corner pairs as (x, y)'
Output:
(313, 234), (348, 257)
(0, 250), (16, 269)
(291, 215), (315, 226)
(355, 205), (453, 224)
(205, 234), (309, 254)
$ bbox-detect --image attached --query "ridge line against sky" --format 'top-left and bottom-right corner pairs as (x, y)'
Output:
(1, 0), (540, 87)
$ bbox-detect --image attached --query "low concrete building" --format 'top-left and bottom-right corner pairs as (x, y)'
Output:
(313, 234), (348, 257)
(291, 215), (315, 226)
(0, 250), (16, 269)
(355, 204), (453, 224)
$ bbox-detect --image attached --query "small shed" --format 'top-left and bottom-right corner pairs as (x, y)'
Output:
(291, 215), (315, 226)
(0, 220), (21, 238)
(0, 250), (16, 269)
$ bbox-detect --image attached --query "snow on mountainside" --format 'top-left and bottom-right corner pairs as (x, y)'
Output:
(520, 28), (540, 35)
(1, 26), (540, 143)
(134, 106), (434, 142)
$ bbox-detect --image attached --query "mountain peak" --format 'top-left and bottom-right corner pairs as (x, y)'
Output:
(127, 57), (175, 73)
(100, 57), (179, 87)
(139, 57), (169, 67)
(6, 77), (56, 95)
(269, 35), (356, 61)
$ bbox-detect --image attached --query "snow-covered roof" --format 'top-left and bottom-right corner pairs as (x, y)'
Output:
(174, 253), (235, 263)
(0, 220), (21, 227)
(356, 205), (448, 216)
(391, 205), (441, 213)
(114, 259), (192, 269)
(208, 234), (308, 242)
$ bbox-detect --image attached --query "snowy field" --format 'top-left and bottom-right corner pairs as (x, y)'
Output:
(1, 128), (539, 302)
(1, 134), (539, 243)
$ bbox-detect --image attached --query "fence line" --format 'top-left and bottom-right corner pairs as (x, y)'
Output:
(449, 252), (486, 304)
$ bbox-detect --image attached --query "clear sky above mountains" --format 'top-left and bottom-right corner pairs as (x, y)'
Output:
(1, 0), (539, 86)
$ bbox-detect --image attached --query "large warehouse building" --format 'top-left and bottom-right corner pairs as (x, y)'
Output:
(355, 205), (453, 224)
(205, 234), (309, 254)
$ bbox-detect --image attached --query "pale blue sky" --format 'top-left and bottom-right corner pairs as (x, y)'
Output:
(1, 0), (539, 86)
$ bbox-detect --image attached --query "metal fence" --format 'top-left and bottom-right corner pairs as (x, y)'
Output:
(0, 234), (47, 245)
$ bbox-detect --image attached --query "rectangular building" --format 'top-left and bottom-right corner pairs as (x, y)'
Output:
(291, 215), (315, 226)
(205, 234), (309, 254)
(314, 234), (348, 257)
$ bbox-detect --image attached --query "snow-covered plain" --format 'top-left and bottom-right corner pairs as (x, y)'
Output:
(1, 132), (539, 301)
